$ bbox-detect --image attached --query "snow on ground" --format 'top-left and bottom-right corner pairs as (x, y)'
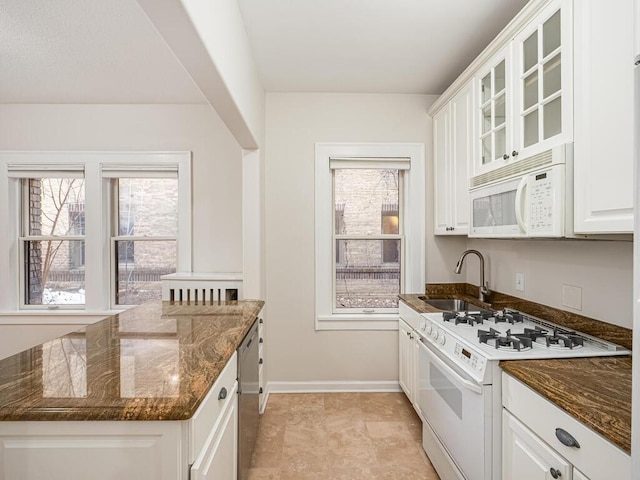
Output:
(43, 288), (86, 305)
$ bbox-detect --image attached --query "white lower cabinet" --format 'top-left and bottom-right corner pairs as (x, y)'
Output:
(191, 382), (239, 480)
(0, 353), (239, 480)
(503, 410), (571, 480)
(398, 302), (421, 410)
(398, 318), (417, 404)
(502, 372), (630, 480)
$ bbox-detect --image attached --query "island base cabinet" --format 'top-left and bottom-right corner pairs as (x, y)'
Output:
(191, 382), (239, 480)
(0, 421), (184, 480)
(502, 410), (572, 480)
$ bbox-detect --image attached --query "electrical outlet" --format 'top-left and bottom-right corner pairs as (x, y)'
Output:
(515, 273), (525, 292)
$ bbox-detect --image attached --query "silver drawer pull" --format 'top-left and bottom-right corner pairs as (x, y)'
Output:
(218, 387), (227, 400)
(555, 428), (580, 448)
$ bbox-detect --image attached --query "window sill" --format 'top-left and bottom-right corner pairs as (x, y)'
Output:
(315, 314), (399, 331)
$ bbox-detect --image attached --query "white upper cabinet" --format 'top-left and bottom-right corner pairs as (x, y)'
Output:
(573, 0), (635, 233)
(433, 81), (473, 235)
(512, 0), (572, 159)
(471, 0), (572, 178)
(474, 48), (512, 176)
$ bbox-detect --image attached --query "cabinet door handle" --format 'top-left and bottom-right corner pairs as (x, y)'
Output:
(503, 153), (510, 160)
(512, 150), (519, 157)
(549, 467), (561, 479)
(259, 358), (263, 365)
(259, 387), (263, 394)
(259, 338), (263, 343)
(218, 387), (227, 400)
(555, 428), (580, 448)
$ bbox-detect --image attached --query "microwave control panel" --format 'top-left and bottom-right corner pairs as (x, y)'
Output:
(528, 170), (555, 233)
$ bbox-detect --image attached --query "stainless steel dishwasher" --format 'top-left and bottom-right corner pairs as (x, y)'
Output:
(237, 319), (259, 480)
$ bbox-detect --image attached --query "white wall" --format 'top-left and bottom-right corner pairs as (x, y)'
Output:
(265, 92), (465, 384)
(0, 104), (244, 273)
(463, 238), (633, 329)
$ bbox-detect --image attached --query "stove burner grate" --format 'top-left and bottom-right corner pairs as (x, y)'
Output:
(442, 311), (484, 326)
(478, 328), (532, 351)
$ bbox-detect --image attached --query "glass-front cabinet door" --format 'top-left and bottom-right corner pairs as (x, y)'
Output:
(513, 0), (572, 157)
(475, 47), (512, 176)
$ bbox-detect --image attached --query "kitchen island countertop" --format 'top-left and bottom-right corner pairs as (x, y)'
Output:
(0, 300), (263, 422)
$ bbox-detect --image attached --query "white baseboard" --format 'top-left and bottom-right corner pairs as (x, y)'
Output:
(267, 380), (401, 394)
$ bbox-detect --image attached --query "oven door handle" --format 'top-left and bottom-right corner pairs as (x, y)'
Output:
(419, 339), (483, 395)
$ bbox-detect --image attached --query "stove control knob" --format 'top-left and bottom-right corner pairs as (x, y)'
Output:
(436, 331), (446, 345)
(424, 322), (433, 335)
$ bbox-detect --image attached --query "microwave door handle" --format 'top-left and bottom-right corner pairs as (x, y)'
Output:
(514, 176), (528, 234)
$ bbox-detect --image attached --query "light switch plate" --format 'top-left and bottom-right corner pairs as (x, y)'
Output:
(562, 284), (582, 310)
(515, 273), (525, 292)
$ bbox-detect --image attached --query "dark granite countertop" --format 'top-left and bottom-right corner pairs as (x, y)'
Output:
(500, 357), (631, 454)
(0, 300), (264, 421)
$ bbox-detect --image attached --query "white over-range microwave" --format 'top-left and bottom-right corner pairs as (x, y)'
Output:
(469, 143), (573, 238)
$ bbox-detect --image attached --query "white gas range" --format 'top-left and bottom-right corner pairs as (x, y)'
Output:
(414, 307), (630, 480)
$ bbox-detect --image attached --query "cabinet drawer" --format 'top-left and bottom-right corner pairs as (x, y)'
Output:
(502, 373), (630, 479)
(189, 351), (238, 463)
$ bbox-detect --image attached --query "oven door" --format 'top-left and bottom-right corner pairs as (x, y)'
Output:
(417, 338), (491, 480)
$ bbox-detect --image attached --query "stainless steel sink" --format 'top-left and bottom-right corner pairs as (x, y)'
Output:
(418, 296), (486, 312)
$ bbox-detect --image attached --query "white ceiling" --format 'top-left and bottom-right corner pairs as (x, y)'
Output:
(0, 0), (205, 104)
(237, 0), (530, 94)
(0, 0), (529, 104)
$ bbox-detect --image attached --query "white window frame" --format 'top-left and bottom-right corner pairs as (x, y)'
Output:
(0, 151), (192, 313)
(315, 143), (425, 331)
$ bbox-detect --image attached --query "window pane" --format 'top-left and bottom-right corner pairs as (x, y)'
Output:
(543, 53), (561, 99)
(116, 240), (176, 305)
(28, 178), (85, 236)
(523, 30), (538, 73)
(335, 239), (400, 309)
(495, 128), (506, 161)
(482, 104), (492, 134)
(543, 96), (562, 139)
(523, 71), (538, 110)
(118, 178), (178, 237)
(494, 60), (506, 93)
(543, 10), (561, 57)
(481, 135), (492, 165)
(495, 94), (506, 128)
(524, 109), (539, 147)
(481, 73), (492, 103)
(334, 169), (399, 235)
(25, 240), (86, 305)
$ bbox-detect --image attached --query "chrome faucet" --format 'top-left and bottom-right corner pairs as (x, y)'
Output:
(454, 249), (490, 303)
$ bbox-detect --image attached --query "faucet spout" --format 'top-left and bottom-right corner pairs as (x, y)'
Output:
(454, 249), (490, 303)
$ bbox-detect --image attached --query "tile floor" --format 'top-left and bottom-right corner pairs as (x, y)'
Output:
(248, 392), (440, 480)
